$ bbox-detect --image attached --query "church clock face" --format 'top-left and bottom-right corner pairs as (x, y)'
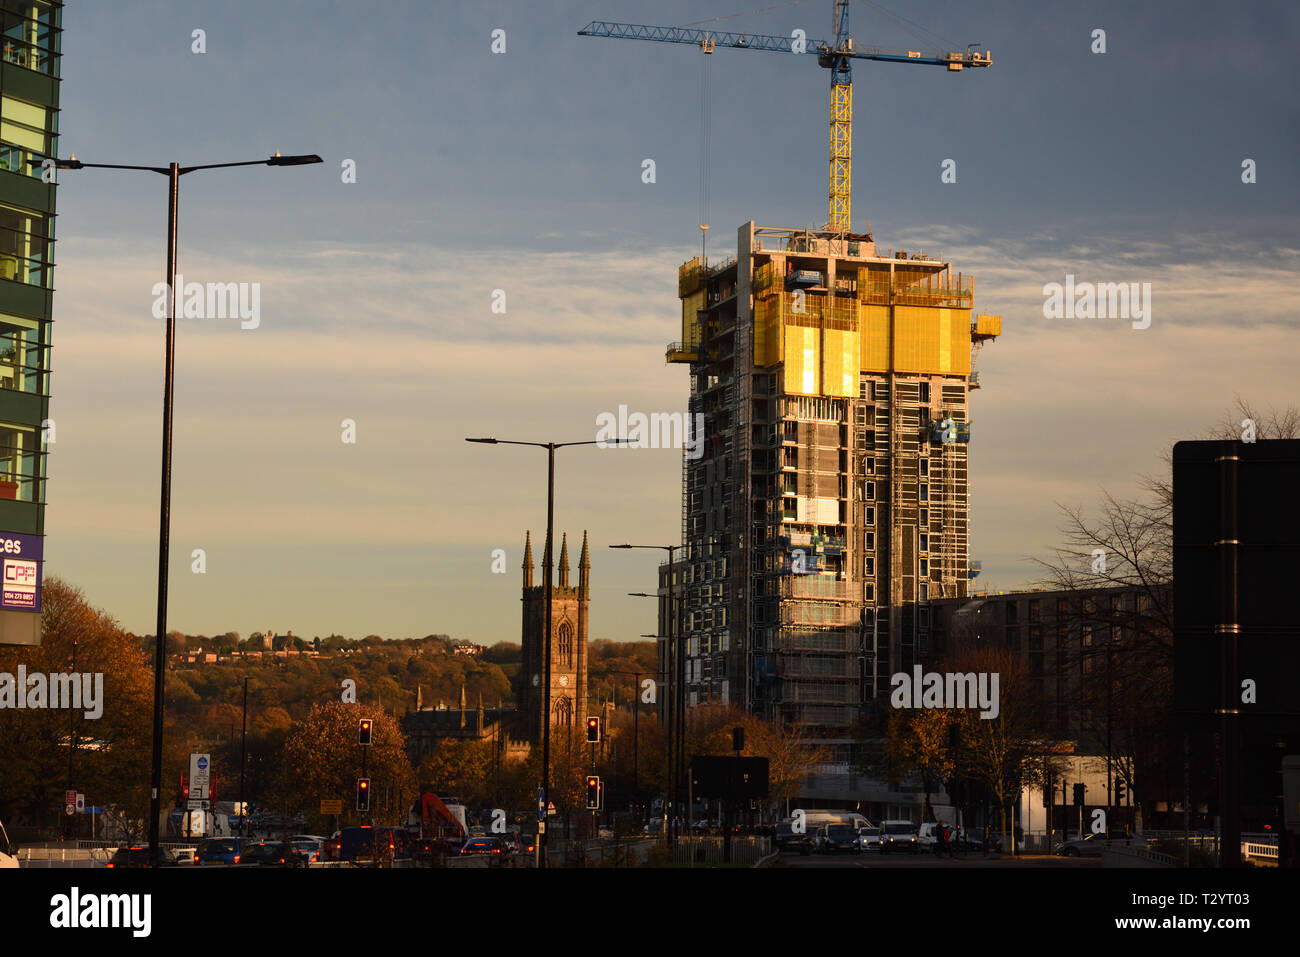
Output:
(559, 675), (569, 687)
(531, 673), (540, 687)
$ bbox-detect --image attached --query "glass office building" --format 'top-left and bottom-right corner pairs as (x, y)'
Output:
(0, 0), (59, 644)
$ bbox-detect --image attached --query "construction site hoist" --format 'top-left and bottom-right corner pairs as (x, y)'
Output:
(579, 1), (991, 235)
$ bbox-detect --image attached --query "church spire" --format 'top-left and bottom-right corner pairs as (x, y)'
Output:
(579, 530), (590, 595)
(459, 684), (466, 728)
(558, 533), (570, 588)
(416, 683), (423, 711)
(522, 531), (534, 588)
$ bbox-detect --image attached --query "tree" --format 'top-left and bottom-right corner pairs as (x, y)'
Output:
(948, 648), (1045, 854)
(0, 579), (153, 833)
(273, 702), (415, 830)
(1032, 398), (1299, 825)
(884, 708), (955, 826)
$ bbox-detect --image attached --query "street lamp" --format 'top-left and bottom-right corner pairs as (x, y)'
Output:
(239, 675), (250, 839)
(50, 151), (322, 866)
(612, 543), (686, 843)
(466, 435), (628, 865)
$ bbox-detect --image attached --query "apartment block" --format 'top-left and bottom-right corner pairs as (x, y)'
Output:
(665, 221), (999, 741)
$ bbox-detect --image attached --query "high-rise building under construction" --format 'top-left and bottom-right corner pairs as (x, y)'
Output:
(665, 221), (1000, 750)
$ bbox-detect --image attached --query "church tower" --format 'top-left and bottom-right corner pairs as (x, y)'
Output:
(520, 530), (590, 745)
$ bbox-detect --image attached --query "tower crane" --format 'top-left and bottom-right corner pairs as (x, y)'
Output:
(579, 1), (991, 234)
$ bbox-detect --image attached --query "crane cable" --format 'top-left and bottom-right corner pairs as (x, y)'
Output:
(677, 0), (816, 30)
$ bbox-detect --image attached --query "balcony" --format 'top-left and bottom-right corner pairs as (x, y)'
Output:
(666, 341), (698, 363)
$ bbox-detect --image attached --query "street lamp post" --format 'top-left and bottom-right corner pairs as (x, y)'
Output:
(239, 675), (250, 839)
(466, 435), (627, 866)
(51, 151), (322, 866)
(613, 542), (685, 844)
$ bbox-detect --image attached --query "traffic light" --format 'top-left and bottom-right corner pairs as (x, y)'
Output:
(585, 775), (602, 810)
(356, 777), (370, 811)
(1072, 782), (1085, 806)
(1115, 778), (1126, 804)
(358, 718), (373, 746)
(586, 716), (600, 743)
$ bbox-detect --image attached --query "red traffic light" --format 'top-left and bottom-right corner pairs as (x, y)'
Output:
(586, 717), (601, 743)
(359, 718), (374, 745)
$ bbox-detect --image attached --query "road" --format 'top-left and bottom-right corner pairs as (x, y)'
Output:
(776, 850), (1099, 868)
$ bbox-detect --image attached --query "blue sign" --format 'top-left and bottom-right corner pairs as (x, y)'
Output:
(197, 756), (209, 771)
(0, 531), (42, 612)
(537, 788), (546, 822)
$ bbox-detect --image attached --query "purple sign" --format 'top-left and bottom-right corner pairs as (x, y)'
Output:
(0, 532), (42, 612)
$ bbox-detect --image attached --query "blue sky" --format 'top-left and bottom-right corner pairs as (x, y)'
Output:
(44, 0), (1300, 644)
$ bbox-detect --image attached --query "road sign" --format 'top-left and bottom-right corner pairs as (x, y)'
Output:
(182, 783), (190, 798)
(75, 793), (85, 812)
(189, 753), (210, 800)
(320, 799), (343, 815)
(547, 801), (557, 817)
(187, 798), (204, 809)
(64, 789), (76, 807)
(64, 804), (74, 816)
(537, 789), (546, 822)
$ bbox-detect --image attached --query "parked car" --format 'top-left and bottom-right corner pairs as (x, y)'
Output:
(823, 824), (863, 854)
(878, 821), (920, 854)
(240, 841), (309, 867)
(106, 846), (183, 868)
(857, 826), (881, 851)
(195, 837), (244, 866)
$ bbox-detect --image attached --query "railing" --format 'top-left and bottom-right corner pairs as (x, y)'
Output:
(672, 836), (770, 866)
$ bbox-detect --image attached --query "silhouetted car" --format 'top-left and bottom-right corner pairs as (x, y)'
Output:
(195, 837), (245, 866)
(106, 846), (182, 868)
(460, 836), (507, 857)
(823, 824), (863, 854)
(336, 826), (412, 865)
(240, 841), (308, 867)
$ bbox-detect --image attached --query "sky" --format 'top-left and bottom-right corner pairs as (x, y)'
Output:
(42, 0), (1300, 645)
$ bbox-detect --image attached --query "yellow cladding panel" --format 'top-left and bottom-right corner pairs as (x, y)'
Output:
(823, 327), (859, 397)
(975, 313), (1002, 337)
(785, 325), (820, 396)
(754, 296), (782, 367)
(860, 304), (890, 371)
(949, 309), (972, 375)
(682, 290), (705, 350)
(859, 305), (971, 373)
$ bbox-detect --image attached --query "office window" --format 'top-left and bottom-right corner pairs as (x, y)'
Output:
(0, 202), (51, 287)
(864, 531), (874, 550)
(919, 508), (928, 526)
(865, 506), (874, 526)
(919, 533), (928, 552)
(865, 481), (875, 500)
(919, 458), (928, 477)
(919, 382), (931, 403)
(0, 421), (42, 502)
(919, 484), (928, 502)
(919, 558), (928, 576)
